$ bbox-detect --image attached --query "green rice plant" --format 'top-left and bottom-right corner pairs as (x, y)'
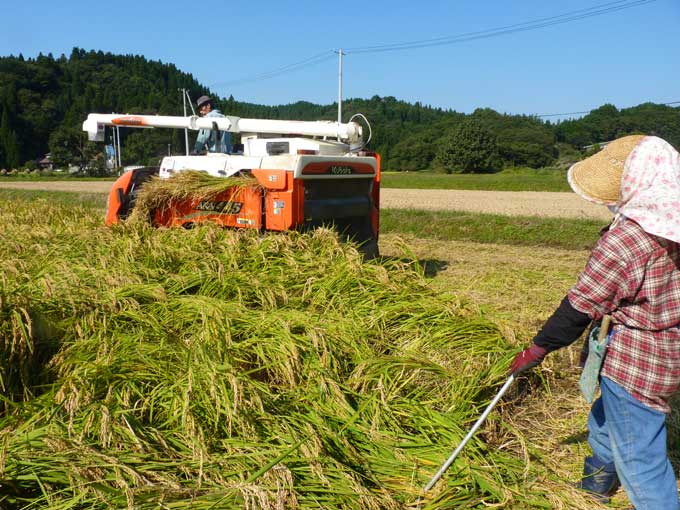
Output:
(0, 193), (562, 509)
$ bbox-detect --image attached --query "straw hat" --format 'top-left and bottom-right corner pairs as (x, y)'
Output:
(568, 134), (646, 205)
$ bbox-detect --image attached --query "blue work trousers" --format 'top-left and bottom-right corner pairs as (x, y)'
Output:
(587, 376), (680, 510)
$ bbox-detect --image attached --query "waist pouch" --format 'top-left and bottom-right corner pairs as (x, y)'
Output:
(579, 317), (612, 404)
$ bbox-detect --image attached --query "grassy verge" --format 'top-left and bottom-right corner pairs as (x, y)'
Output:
(381, 168), (571, 192)
(381, 208), (605, 250)
(0, 188), (106, 209)
(0, 174), (117, 181)
(2, 168), (568, 191)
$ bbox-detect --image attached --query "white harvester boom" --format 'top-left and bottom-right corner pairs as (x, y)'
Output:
(82, 113), (363, 145)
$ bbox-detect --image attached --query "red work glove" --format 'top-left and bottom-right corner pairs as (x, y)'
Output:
(510, 343), (548, 376)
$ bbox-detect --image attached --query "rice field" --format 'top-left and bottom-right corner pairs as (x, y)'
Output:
(0, 188), (622, 509)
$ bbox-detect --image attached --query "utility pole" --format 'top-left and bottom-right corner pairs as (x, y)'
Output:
(336, 48), (344, 140)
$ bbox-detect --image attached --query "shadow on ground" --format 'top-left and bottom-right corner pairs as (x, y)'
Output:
(379, 255), (449, 278)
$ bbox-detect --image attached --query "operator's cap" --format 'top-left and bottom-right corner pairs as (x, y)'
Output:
(568, 134), (646, 205)
(196, 95), (213, 108)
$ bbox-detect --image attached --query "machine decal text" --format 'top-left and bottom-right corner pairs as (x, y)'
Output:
(329, 165), (353, 175)
(195, 201), (243, 214)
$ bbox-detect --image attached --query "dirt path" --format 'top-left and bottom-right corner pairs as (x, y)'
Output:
(0, 181), (113, 193)
(0, 181), (612, 220)
(380, 188), (611, 220)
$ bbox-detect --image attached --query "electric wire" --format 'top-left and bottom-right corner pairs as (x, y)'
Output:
(535, 100), (680, 118)
(216, 0), (655, 87)
(345, 0), (656, 54)
(350, 1), (635, 52)
(212, 51), (335, 88)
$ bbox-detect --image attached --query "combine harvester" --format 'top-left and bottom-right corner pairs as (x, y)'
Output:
(82, 112), (380, 257)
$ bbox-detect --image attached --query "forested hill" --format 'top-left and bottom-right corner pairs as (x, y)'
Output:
(1, 48), (679, 172)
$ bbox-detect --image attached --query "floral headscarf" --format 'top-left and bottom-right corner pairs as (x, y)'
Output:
(615, 136), (680, 243)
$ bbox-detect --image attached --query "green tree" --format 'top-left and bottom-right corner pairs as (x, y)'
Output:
(0, 106), (20, 168)
(48, 125), (102, 172)
(0, 48), (678, 170)
(84, 149), (108, 177)
(48, 125), (81, 169)
(435, 119), (502, 173)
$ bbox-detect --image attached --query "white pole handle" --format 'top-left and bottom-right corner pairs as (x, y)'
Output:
(423, 375), (515, 492)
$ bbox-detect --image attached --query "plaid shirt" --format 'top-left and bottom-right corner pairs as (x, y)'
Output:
(568, 217), (680, 413)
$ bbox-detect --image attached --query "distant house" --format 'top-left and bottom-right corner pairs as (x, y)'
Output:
(37, 153), (53, 171)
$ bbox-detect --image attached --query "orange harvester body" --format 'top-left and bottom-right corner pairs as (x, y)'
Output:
(89, 111), (380, 256)
(105, 156), (380, 257)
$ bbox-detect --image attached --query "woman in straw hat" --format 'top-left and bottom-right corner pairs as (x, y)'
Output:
(510, 135), (680, 509)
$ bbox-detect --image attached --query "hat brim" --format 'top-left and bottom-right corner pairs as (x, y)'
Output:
(567, 135), (646, 206)
(567, 161), (618, 206)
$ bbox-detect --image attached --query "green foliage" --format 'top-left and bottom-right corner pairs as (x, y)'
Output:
(0, 49), (678, 173)
(556, 102), (680, 150)
(0, 49), (208, 167)
(435, 119), (502, 174)
(468, 109), (557, 169)
(0, 100), (20, 168)
(22, 159), (37, 170)
(48, 125), (81, 169)
(48, 124), (106, 174)
(85, 151), (108, 177)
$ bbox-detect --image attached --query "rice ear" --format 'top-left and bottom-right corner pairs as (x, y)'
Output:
(0, 192), (555, 509)
(127, 171), (259, 224)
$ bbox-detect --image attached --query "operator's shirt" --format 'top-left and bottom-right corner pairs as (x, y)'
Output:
(194, 109), (232, 153)
(568, 217), (680, 413)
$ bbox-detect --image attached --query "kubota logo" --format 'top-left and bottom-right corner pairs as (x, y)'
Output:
(329, 165), (353, 175)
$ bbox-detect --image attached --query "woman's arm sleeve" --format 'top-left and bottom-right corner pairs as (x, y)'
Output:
(533, 296), (592, 352)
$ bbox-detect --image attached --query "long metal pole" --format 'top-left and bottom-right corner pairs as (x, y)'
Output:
(112, 124), (117, 171)
(116, 126), (122, 168)
(110, 126), (116, 172)
(185, 89), (196, 116)
(182, 88), (189, 155)
(423, 375), (515, 492)
(337, 48), (343, 139)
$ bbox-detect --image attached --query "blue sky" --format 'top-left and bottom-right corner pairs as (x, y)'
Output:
(1, 0), (678, 119)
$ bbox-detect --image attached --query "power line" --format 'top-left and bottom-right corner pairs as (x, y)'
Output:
(534, 100), (680, 118)
(536, 110), (594, 118)
(212, 51), (335, 88)
(345, 0), (656, 54)
(214, 0), (656, 88)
